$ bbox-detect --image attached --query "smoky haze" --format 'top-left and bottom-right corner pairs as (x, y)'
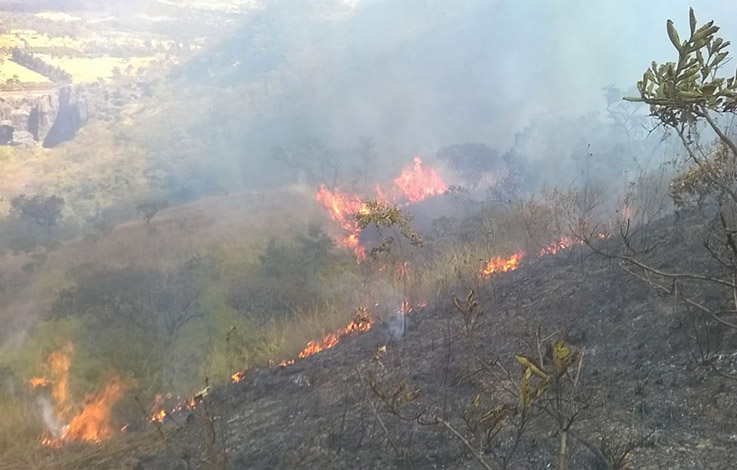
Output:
(123, 0), (735, 198)
(4, 0), (737, 461)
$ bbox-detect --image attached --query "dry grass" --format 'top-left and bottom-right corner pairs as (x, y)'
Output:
(3, 30), (84, 50)
(42, 56), (155, 83)
(34, 12), (82, 23)
(0, 59), (50, 83)
(0, 393), (46, 464)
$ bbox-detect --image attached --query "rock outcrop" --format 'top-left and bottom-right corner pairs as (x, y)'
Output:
(0, 84), (92, 148)
(41, 86), (89, 148)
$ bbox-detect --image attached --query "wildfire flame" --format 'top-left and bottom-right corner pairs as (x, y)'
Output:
(393, 157), (448, 203)
(315, 157), (448, 258)
(29, 345), (126, 446)
(297, 309), (373, 359)
(539, 236), (581, 256)
(231, 370), (246, 383)
(65, 379), (127, 443)
(151, 409), (167, 423)
(299, 333), (341, 358)
(29, 377), (49, 387)
(482, 252), (525, 277)
(315, 184), (370, 259)
(30, 344), (73, 418)
(150, 396), (196, 424)
(480, 233), (607, 278)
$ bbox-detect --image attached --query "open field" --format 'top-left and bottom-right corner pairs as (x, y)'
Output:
(42, 56), (156, 82)
(0, 58), (49, 82)
(1, 30), (84, 50)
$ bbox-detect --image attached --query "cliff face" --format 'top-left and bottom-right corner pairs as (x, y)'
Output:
(0, 85), (91, 148)
(41, 86), (89, 148)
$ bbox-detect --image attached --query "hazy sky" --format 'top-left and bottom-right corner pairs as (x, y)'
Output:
(156, 0), (737, 187)
(263, 0), (737, 151)
(420, 0), (737, 143)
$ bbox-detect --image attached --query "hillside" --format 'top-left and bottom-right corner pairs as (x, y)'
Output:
(5, 209), (737, 470)
(2, 2), (737, 469)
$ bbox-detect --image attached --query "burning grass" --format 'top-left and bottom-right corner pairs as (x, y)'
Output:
(481, 252), (525, 277)
(0, 151), (606, 460)
(26, 345), (128, 446)
(315, 157), (449, 259)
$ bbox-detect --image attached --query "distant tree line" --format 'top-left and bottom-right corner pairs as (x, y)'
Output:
(11, 47), (72, 83)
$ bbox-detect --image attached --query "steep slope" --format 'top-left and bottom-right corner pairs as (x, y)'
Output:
(10, 214), (737, 470)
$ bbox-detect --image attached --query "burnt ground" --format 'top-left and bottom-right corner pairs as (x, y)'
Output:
(9, 214), (737, 470)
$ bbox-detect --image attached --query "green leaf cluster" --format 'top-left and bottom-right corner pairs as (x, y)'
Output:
(356, 199), (423, 247)
(625, 8), (737, 127)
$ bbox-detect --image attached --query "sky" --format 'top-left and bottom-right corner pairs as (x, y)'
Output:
(234, 0), (737, 151)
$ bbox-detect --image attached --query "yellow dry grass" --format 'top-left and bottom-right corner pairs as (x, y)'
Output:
(4, 30), (84, 50)
(0, 59), (50, 83)
(35, 12), (82, 23)
(43, 56), (155, 82)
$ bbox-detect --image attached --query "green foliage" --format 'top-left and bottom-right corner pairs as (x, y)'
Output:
(227, 225), (350, 323)
(11, 47), (72, 83)
(10, 194), (64, 235)
(356, 200), (423, 249)
(52, 258), (216, 341)
(625, 8), (737, 127)
(136, 199), (168, 225)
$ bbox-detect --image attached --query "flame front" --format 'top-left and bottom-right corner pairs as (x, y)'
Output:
(482, 252), (525, 277)
(539, 236), (580, 256)
(480, 233), (604, 278)
(315, 184), (369, 259)
(29, 344), (74, 419)
(29, 345), (126, 445)
(297, 310), (373, 359)
(231, 371), (246, 383)
(65, 379), (126, 443)
(315, 157), (448, 259)
(393, 157), (448, 203)
(29, 377), (49, 387)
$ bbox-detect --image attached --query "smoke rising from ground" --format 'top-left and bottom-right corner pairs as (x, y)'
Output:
(138, 0), (737, 200)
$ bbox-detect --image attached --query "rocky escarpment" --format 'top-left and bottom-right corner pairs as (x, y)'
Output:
(0, 84), (95, 148)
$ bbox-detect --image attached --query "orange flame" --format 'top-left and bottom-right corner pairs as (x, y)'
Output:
(315, 184), (369, 259)
(30, 345), (127, 445)
(29, 377), (49, 387)
(480, 233), (606, 278)
(539, 236), (581, 256)
(272, 309), (374, 365)
(299, 333), (341, 358)
(315, 157), (448, 259)
(150, 409), (167, 423)
(231, 370), (246, 383)
(297, 312), (373, 359)
(393, 157), (448, 203)
(482, 252), (525, 277)
(400, 300), (428, 315)
(64, 379), (127, 443)
(30, 344), (73, 419)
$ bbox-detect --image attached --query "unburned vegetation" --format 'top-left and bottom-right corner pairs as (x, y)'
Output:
(2, 3), (737, 470)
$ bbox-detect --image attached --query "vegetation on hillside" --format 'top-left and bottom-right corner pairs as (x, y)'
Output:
(2, 3), (737, 469)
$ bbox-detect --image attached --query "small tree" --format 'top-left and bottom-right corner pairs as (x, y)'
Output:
(624, 8), (737, 157)
(588, 9), (737, 378)
(136, 200), (168, 226)
(10, 194), (64, 236)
